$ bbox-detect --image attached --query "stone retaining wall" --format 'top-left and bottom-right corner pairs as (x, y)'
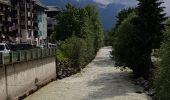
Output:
(0, 57), (56, 100)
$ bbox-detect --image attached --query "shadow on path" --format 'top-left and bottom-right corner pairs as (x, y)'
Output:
(83, 71), (136, 100)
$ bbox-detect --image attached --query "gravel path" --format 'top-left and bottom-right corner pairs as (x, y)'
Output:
(25, 47), (151, 100)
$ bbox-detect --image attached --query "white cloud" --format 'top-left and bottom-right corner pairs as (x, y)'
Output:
(93, 0), (114, 5)
(93, 0), (137, 6)
(93, 0), (170, 15)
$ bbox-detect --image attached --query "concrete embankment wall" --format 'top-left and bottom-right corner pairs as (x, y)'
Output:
(0, 57), (56, 100)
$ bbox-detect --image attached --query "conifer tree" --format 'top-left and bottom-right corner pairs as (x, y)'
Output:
(112, 0), (166, 78)
(132, 0), (167, 77)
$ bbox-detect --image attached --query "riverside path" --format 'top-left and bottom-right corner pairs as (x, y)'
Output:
(25, 47), (151, 100)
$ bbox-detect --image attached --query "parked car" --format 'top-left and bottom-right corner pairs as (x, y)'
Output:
(7, 43), (18, 51)
(16, 43), (34, 50)
(48, 43), (57, 48)
(0, 43), (11, 53)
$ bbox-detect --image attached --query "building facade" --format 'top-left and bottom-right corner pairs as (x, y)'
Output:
(45, 6), (60, 38)
(34, 0), (47, 46)
(0, 0), (12, 42)
(10, 0), (35, 44)
(0, 0), (50, 44)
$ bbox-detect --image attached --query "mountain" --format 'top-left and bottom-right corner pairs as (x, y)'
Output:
(41, 0), (136, 31)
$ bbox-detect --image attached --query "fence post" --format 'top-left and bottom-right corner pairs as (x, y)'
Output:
(0, 52), (3, 64)
(2, 53), (4, 65)
(10, 52), (13, 63)
(18, 51), (21, 62)
(31, 49), (33, 59)
(25, 50), (28, 61)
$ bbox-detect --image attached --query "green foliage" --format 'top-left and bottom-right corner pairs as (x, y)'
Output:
(56, 36), (86, 67)
(104, 31), (111, 46)
(136, 0), (167, 49)
(109, 8), (135, 47)
(54, 4), (85, 40)
(154, 19), (170, 100)
(112, 13), (142, 73)
(115, 8), (136, 30)
(54, 4), (104, 75)
(133, 0), (166, 77)
(111, 0), (166, 78)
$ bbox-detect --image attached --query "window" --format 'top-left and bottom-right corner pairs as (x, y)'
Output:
(21, 20), (25, 25)
(28, 12), (31, 17)
(28, 30), (32, 37)
(0, 45), (4, 51)
(5, 45), (10, 50)
(28, 20), (31, 25)
(8, 17), (11, 21)
(4, 27), (7, 32)
(0, 26), (2, 31)
(21, 12), (25, 17)
(3, 7), (6, 11)
(2, 16), (5, 21)
(9, 27), (12, 32)
(27, 4), (30, 8)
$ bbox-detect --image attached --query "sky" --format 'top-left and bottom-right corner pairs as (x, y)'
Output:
(93, 0), (170, 15)
(164, 0), (170, 15)
(93, 0), (136, 6)
(42, 0), (170, 30)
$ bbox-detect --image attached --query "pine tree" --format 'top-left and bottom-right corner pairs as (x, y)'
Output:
(136, 0), (166, 49)
(115, 8), (135, 29)
(132, 0), (167, 77)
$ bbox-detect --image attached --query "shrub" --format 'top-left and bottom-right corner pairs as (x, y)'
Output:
(54, 4), (104, 78)
(112, 13), (144, 76)
(154, 19), (170, 100)
(56, 36), (87, 68)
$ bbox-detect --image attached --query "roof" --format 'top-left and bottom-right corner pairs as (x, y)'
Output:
(34, 0), (47, 9)
(45, 6), (60, 12)
(0, 0), (11, 5)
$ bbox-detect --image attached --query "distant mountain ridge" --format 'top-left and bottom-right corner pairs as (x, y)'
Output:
(41, 0), (136, 31)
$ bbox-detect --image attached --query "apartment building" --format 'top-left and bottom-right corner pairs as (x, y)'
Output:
(0, 0), (52, 45)
(0, 0), (12, 42)
(10, 0), (35, 44)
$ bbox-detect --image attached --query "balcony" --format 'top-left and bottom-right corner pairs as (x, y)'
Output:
(11, 10), (17, 15)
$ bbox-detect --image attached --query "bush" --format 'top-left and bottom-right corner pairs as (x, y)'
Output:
(56, 36), (97, 78)
(112, 12), (146, 76)
(56, 36), (87, 68)
(54, 5), (104, 78)
(154, 19), (170, 100)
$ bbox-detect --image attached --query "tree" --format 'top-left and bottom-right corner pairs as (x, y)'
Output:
(135, 0), (167, 49)
(154, 18), (170, 100)
(115, 8), (136, 29)
(53, 4), (104, 52)
(84, 5), (104, 52)
(112, 12), (139, 73)
(132, 0), (167, 77)
(54, 4), (104, 77)
(54, 4), (86, 41)
(109, 8), (135, 46)
(112, 0), (166, 78)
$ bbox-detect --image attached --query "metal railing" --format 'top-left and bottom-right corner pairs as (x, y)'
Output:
(0, 48), (56, 65)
